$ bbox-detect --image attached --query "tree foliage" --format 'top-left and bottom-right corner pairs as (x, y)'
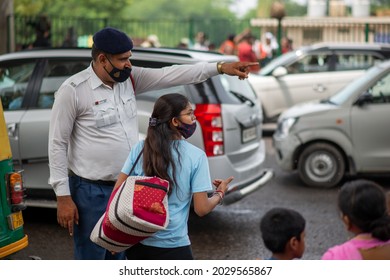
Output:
(15, 0), (134, 18)
(122, 0), (236, 19)
(14, 0), (236, 19)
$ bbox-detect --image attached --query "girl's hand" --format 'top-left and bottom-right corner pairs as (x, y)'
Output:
(213, 176), (234, 193)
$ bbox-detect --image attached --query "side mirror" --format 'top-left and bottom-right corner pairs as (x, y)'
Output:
(355, 92), (373, 106)
(272, 66), (288, 78)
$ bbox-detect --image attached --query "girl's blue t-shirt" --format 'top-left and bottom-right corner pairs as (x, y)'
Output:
(121, 140), (212, 248)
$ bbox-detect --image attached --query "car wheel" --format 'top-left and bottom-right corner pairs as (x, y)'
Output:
(298, 142), (345, 188)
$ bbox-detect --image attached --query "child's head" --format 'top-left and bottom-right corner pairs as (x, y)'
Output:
(144, 93), (194, 188)
(338, 179), (390, 241)
(260, 207), (306, 259)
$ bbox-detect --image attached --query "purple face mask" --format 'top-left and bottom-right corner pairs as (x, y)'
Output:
(177, 121), (197, 139)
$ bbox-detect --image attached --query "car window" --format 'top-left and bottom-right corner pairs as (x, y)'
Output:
(334, 53), (382, 71)
(137, 79), (221, 105)
(0, 60), (36, 111)
(287, 53), (330, 74)
(367, 71), (390, 104)
(259, 51), (298, 75)
(136, 85), (189, 103)
(35, 60), (90, 109)
(329, 65), (387, 105)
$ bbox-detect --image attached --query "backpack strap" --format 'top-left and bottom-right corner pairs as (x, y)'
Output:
(128, 149), (143, 175)
(130, 74), (135, 94)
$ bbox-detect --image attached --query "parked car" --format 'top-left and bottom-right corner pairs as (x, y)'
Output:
(0, 100), (28, 259)
(273, 60), (390, 188)
(248, 42), (390, 122)
(0, 47), (273, 208)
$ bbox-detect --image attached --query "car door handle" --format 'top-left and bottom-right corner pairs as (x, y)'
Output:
(7, 123), (19, 140)
(313, 84), (327, 93)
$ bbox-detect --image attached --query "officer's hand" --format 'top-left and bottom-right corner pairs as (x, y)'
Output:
(56, 195), (79, 236)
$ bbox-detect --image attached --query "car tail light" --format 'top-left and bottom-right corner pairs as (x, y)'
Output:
(7, 171), (26, 211)
(194, 104), (224, 157)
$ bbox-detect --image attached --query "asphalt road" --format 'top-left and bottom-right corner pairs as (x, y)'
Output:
(9, 136), (390, 260)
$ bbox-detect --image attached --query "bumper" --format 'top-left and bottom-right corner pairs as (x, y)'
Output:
(222, 168), (274, 205)
(273, 133), (302, 171)
(0, 234), (28, 259)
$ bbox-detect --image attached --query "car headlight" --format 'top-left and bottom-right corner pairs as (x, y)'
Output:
(277, 117), (297, 138)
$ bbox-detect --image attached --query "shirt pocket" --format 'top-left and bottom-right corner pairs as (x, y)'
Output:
(121, 94), (136, 119)
(92, 99), (118, 128)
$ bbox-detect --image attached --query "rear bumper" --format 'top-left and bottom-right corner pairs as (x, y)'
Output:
(0, 234), (28, 259)
(222, 168), (274, 205)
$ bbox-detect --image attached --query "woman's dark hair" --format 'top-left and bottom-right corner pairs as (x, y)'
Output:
(338, 179), (390, 241)
(260, 207), (306, 253)
(143, 93), (188, 190)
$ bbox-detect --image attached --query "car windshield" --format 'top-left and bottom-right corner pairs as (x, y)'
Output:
(259, 48), (311, 75)
(328, 65), (385, 105)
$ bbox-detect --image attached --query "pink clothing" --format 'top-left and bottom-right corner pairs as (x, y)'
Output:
(322, 238), (390, 260)
(237, 42), (259, 72)
(237, 42), (256, 63)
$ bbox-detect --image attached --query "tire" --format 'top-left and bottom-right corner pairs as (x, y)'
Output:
(297, 142), (345, 189)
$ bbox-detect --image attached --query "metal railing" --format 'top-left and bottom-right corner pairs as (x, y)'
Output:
(8, 15), (250, 51)
(6, 15), (390, 53)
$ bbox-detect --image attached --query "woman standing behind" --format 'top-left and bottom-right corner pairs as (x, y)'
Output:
(114, 93), (233, 260)
(322, 179), (390, 260)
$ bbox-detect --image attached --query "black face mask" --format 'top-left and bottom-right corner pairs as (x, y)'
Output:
(177, 121), (197, 139)
(104, 56), (132, 83)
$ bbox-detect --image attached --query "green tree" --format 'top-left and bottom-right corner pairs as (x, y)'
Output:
(15, 0), (134, 18)
(122, 0), (235, 19)
(14, 0), (236, 19)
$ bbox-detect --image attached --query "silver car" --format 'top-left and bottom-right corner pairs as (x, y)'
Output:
(273, 60), (390, 188)
(249, 42), (390, 122)
(0, 48), (273, 208)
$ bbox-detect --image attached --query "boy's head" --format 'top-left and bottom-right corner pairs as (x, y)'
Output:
(260, 207), (306, 259)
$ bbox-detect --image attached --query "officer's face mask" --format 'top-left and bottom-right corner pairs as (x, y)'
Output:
(104, 56), (131, 83)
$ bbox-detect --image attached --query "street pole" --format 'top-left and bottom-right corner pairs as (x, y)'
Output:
(0, 0), (14, 54)
(270, 1), (285, 57)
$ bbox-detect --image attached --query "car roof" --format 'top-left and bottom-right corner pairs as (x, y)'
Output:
(0, 47), (238, 64)
(308, 42), (390, 52)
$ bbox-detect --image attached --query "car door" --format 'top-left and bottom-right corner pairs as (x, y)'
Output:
(350, 69), (390, 171)
(0, 59), (39, 168)
(15, 59), (90, 194)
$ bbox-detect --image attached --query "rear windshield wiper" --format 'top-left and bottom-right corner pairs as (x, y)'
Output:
(230, 90), (255, 107)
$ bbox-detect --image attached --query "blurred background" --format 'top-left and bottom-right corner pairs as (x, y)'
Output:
(1, 0), (390, 55)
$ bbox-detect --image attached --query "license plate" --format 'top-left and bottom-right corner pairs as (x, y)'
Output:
(8, 211), (24, 230)
(242, 126), (257, 143)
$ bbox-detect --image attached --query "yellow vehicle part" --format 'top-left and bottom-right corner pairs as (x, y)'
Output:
(0, 99), (12, 161)
(0, 235), (28, 259)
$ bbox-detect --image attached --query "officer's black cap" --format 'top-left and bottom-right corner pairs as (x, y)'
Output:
(93, 27), (133, 54)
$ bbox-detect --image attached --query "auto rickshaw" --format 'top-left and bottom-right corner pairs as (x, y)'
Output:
(0, 99), (28, 259)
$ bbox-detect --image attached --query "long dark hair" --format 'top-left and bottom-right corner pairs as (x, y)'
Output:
(338, 179), (390, 241)
(143, 93), (188, 190)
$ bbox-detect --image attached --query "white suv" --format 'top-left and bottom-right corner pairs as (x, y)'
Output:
(0, 48), (273, 207)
